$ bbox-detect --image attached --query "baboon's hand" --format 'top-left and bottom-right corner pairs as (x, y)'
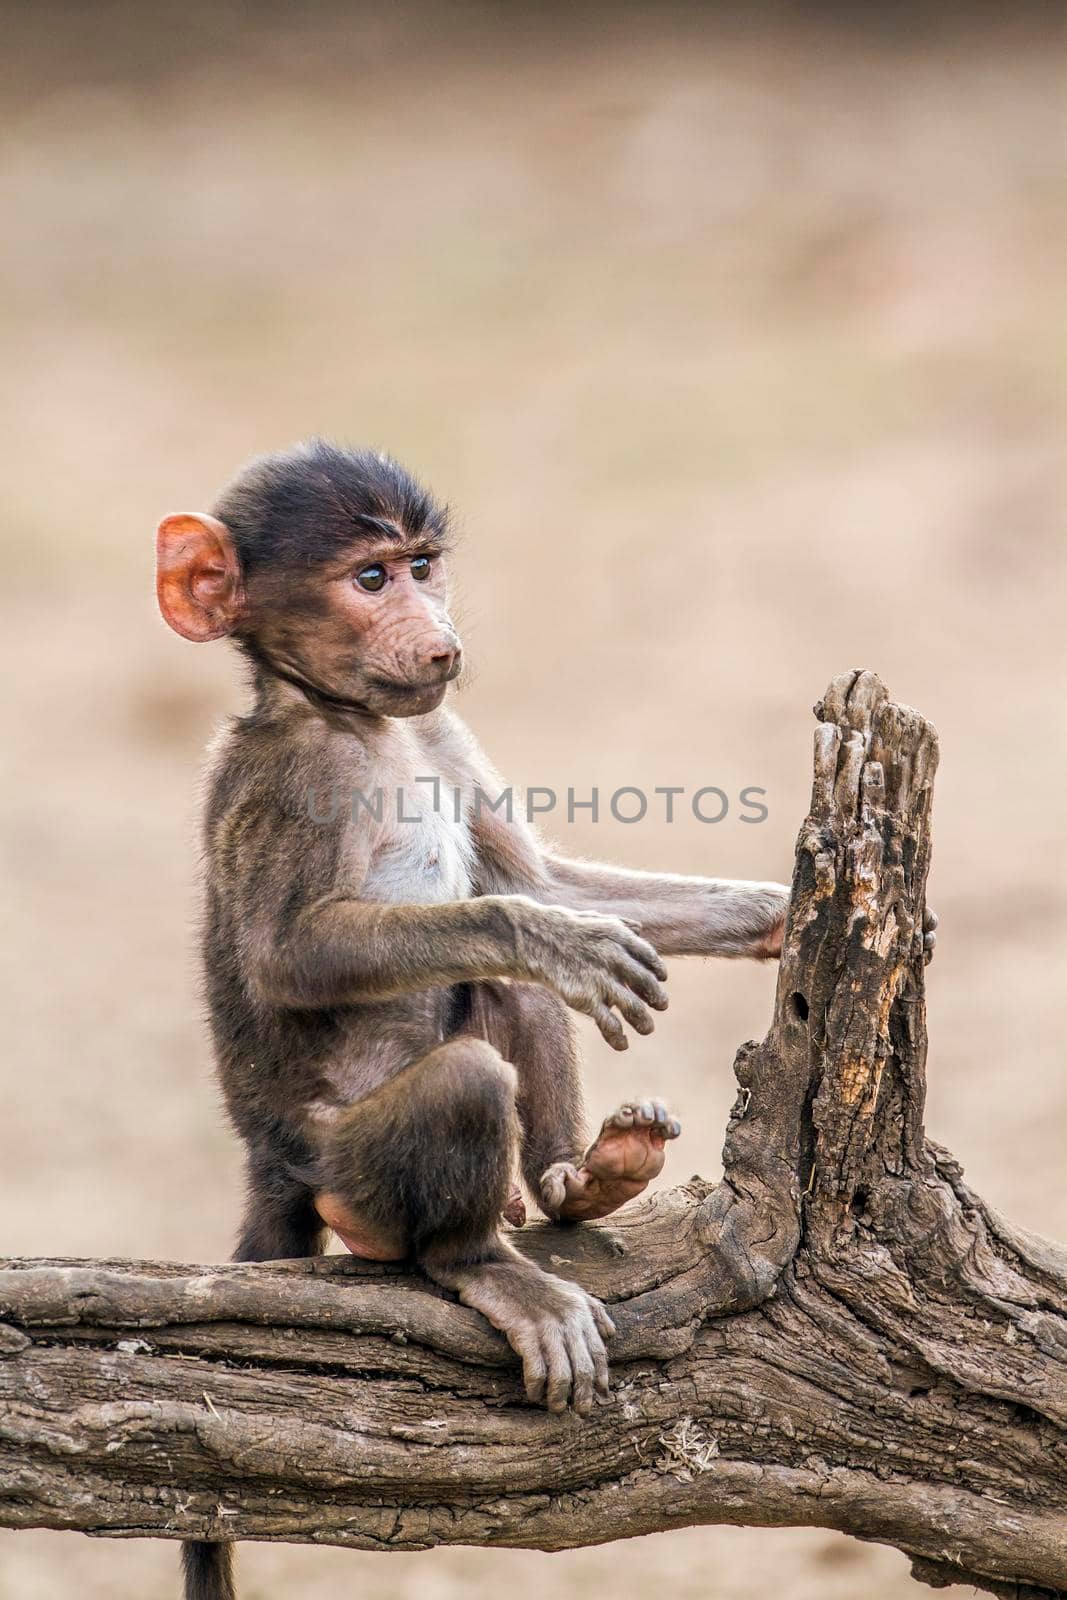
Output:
(712, 881), (790, 960)
(923, 906), (938, 964)
(501, 897), (668, 1050)
(754, 905), (787, 959)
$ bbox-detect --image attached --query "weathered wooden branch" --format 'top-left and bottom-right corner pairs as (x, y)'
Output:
(2, 671), (1065, 1595)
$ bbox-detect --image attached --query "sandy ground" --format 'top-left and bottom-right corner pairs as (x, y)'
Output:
(1, 5), (1064, 1596)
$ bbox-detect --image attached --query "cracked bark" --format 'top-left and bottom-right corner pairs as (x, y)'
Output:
(2, 670), (1065, 1596)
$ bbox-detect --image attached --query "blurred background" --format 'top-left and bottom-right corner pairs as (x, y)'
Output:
(1, 3), (1064, 1596)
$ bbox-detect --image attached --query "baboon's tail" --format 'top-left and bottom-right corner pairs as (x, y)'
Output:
(182, 1540), (236, 1600)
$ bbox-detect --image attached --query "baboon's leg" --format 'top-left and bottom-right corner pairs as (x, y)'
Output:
(315, 1035), (519, 1261)
(462, 980), (588, 1214)
(315, 1034), (614, 1414)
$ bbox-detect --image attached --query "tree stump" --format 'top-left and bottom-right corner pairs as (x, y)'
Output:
(2, 670), (1065, 1596)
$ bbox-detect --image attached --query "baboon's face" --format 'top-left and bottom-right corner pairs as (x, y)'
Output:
(246, 538), (462, 718)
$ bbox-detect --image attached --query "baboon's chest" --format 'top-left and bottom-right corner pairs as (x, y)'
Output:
(361, 775), (475, 905)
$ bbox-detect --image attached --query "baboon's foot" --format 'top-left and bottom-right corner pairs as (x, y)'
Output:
(539, 1100), (681, 1223)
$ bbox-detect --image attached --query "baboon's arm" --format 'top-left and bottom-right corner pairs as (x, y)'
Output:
(470, 806), (786, 959)
(540, 856), (788, 959)
(253, 893), (540, 1008)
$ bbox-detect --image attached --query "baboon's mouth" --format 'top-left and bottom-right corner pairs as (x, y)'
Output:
(370, 676), (450, 699)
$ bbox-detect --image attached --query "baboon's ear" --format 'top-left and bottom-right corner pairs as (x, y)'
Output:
(156, 513), (245, 642)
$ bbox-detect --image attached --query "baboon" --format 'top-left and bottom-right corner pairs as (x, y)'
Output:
(157, 441), (792, 1600)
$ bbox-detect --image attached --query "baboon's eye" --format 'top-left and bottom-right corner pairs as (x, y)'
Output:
(355, 564), (386, 592)
(410, 556), (432, 582)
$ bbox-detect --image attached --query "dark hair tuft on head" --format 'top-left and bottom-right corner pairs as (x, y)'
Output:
(212, 440), (449, 576)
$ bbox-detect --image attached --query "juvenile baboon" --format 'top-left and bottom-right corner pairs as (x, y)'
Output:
(157, 441), (791, 1600)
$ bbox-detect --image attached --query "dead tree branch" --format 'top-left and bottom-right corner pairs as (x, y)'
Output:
(2, 671), (1065, 1595)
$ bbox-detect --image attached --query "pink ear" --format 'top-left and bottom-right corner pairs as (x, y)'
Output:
(156, 513), (244, 642)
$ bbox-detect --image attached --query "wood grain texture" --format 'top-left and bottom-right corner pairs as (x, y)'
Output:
(2, 672), (1064, 1596)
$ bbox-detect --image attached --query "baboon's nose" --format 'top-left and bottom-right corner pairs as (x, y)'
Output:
(427, 647), (461, 682)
